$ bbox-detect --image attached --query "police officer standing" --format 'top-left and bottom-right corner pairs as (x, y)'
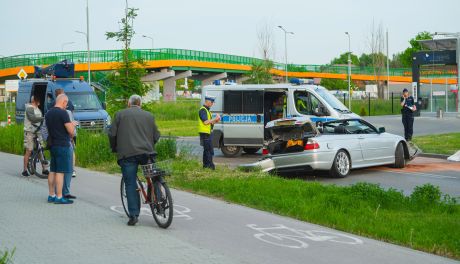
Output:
(400, 88), (416, 141)
(198, 96), (220, 170)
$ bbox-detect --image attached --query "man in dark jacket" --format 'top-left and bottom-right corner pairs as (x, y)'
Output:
(109, 95), (160, 226)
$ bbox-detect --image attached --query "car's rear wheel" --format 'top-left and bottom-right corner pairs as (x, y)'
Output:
(330, 150), (350, 178)
(393, 142), (406, 168)
(243, 147), (260, 154)
(221, 146), (243, 157)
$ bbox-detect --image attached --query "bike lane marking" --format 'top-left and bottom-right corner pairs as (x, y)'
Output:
(110, 204), (193, 220)
(246, 224), (363, 249)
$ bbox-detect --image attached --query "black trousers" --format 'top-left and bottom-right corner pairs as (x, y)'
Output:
(200, 133), (215, 170)
(402, 113), (414, 141)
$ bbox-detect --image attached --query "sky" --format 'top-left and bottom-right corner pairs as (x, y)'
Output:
(0, 0), (459, 65)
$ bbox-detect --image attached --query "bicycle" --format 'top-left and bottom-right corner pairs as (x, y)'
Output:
(120, 158), (174, 229)
(27, 131), (49, 179)
(247, 224), (363, 249)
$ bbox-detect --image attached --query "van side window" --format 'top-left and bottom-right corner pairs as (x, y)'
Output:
(223, 91), (263, 114)
(294, 91), (324, 116)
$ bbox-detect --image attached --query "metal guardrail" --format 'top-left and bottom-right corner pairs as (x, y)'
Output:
(0, 48), (457, 77)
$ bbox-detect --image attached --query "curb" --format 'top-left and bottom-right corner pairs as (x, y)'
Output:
(418, 153), (450, 160)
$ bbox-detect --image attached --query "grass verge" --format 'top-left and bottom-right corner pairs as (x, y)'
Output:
(413, 133), (460, 155)
(157, 120), (197, 137)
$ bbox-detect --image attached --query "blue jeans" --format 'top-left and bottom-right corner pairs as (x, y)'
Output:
(118, 155), (150, 218)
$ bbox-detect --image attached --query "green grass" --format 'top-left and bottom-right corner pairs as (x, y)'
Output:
(157, 120), (197, 137)
(413, 133), (460, 155)
(0, 103), (16, 123)
(350, 98), (401, 116)
(168, 158), (460, 259)
(143, 99), (200, 121)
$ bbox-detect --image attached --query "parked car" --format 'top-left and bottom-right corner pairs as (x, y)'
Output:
(242, 118), (416, 177)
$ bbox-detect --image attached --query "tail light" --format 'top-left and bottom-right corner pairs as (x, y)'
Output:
(262, 148), (269, 155)
(304, 139), (319, 150)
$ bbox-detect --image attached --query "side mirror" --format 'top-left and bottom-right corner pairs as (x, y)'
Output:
(102, 102), (107, 110)
(378, 127), (385, 133)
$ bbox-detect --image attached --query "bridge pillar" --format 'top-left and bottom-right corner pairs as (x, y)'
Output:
(163, 70), (192, 102)
(141, 68), (175, 82)
(197, 72), (228, 86)
(235, 75), (249, 84)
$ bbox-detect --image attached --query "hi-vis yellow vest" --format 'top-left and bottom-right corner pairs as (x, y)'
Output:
(198, 106), (212, 134)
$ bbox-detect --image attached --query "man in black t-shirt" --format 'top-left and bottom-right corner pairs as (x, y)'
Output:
(45, 94), (77, 205)
(400, 88), (416, 141)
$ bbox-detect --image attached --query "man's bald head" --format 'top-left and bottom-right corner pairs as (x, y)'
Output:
(55, 94), (68, 109)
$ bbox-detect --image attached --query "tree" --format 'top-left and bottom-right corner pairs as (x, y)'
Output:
(331, 52), (360, 66)
(320, 78), (349, 90)
(257, 21), (275, 60)
(367, 21), (386, 98)
(399, 31), (432, 67)
(244, 60), (274, 84)
(105, 7), (148, 112)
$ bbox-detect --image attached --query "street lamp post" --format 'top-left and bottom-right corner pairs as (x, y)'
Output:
(142, 35), (154, 49)
(61, 42), (75, 52)
(278, 26), (294, 83)
(75, 0), (91, 85)
(345, 32), (351, 109)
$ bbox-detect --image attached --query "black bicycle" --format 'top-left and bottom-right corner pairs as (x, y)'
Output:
(120, 159), (173, 228)
(27, 133), (49, 179)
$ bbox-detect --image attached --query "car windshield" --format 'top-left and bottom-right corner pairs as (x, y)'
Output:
(67, 92), (102, 110)
(315, 88), (351, 113)
(322, 120), (377, 134)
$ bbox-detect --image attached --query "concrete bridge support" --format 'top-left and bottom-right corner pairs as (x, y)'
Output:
(163, 70), (192, 102)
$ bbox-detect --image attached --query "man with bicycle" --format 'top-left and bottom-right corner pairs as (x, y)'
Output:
(22, 96), (48, 177)
(109, 95), (160, 226)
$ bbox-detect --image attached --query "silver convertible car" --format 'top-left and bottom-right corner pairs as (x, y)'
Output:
(247, 118), (415, 177)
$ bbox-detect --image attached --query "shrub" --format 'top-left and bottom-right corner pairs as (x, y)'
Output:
(410, 184), (442, 205)
(359, 106), (367, 116)
(156, 137), (177, 161)
(0, 248), (15, 264)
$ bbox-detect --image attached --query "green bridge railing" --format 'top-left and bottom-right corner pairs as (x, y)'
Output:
(0, 48), (457, 78)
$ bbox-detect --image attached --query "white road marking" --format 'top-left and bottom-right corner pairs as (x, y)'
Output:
(110, 204), (193, 220)
(247, 224), (363, 249)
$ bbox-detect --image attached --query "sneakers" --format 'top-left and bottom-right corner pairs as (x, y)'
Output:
(47, 195), (56, 203)
(54, 197), (74, 204)
(72, 171), (76, 178)
(22, 170), (30, 177)
(64, 194), (77, 199)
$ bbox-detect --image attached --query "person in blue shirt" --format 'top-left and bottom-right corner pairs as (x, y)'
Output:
(400, 88), (416, 141)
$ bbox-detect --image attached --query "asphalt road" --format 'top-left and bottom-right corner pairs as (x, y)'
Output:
(0, 151), (457, 264)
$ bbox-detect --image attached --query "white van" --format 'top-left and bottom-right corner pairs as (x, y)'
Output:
(201, 84), (359, 157)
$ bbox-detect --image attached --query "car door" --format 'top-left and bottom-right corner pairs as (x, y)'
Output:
(355, 120), (393, 164)
(221, 90), (265, 146)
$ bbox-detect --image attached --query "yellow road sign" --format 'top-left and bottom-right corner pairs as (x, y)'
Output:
(17, 68), (28, 79)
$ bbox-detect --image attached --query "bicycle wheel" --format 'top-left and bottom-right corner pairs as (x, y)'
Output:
(33, 149), (49, 179)
(149, 180), (173, 229)
(27, 152), (36, 176)
(120, 178), (130, 217)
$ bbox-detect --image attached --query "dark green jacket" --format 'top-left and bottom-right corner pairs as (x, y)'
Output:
(109, 106), (160, 160)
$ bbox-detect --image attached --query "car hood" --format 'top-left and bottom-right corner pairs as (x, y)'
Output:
(73, 109), (108, 121)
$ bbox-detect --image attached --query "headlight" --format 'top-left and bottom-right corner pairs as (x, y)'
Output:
(106, 115), (112, 126)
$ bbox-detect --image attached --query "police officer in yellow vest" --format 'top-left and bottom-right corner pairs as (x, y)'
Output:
(198, 96), (221, 169)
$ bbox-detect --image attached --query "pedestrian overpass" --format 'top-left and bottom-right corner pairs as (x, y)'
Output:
(0, 48), (457, 100)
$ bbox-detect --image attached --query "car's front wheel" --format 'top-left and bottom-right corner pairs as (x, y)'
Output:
(221, 146), (243, 157)
(330, 150), (351, 178)
(393, 142), (406, 168)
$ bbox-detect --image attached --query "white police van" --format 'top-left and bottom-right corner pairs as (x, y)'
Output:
(202, 84), (359, 157)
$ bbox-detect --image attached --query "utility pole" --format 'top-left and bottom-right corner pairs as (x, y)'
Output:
(345, 32), (351, 109)
(278, 25), (294, 83)
(386, 29), (390, 100)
